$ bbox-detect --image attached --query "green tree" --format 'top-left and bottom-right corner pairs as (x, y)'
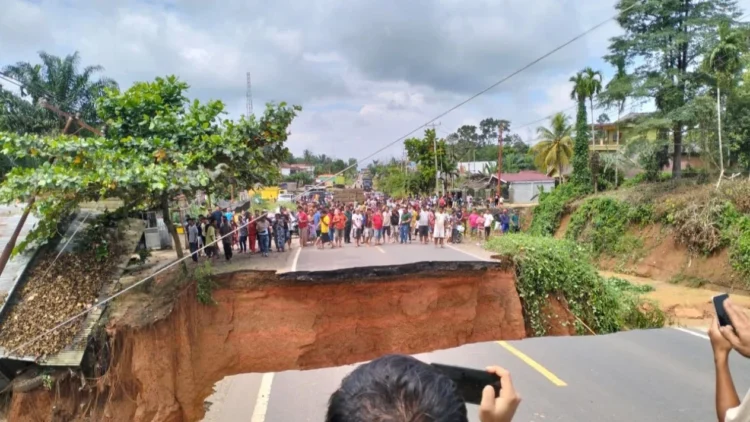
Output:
(703, 22), (748, 183)
(600, 55), (634, 186)
(569, 71), (592, 188)
(532, 113), (574, 180)
(583, 67), (603, 145)
(608, 0), (741, 179)
(404, 128), (455, 194)
(3, 51), (117, 132)
(0, 76), (300, 255)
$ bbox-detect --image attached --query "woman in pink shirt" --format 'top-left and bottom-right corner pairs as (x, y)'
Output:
(469, 210), (479, 237)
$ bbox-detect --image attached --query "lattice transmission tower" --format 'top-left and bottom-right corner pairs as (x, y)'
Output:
(246, 72), (253, 117)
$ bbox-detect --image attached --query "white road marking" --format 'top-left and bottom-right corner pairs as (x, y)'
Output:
(376, 246), (386, 254)
(290, 247), (302, 272)
(673, 327), (709, 340)
(445, 244), (491, 261)
(250, 372), (275, 422)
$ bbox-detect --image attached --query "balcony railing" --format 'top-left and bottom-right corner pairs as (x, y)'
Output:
(590, 143), (620, 152)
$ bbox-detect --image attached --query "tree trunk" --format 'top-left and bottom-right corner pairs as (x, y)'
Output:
(590, 98), (595, 146)
(615, 106), (621, 187)
(161, 193), (185, 260)
(672, 123), (683, 179)
(716, 87), (724, 188)
(0, 197), (35, 278)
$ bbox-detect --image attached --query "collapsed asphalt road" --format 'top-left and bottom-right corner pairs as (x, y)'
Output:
(203, 241), (750, 422)
(204, 327), (750, 422)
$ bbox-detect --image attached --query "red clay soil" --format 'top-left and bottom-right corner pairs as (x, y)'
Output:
(8, 264), (574, 422)
(598, 224), (746, 289)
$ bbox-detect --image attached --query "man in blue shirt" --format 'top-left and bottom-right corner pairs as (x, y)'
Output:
(499, 209), (510, 234)
(211, 206), (223, 225)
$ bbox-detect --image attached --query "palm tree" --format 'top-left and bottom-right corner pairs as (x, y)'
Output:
(703, 22), (747, 185)
(583, 67), (603, 146)
(3, 51), (117, 130)
(569, 71), (592, 186)
(532, 113), (574, 181)
(302, 149), (314, 164)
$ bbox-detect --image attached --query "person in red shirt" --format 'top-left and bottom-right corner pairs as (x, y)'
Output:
(246, 211), (257, 253)
(372, 210), (384, 245)
(297, 206), (309, 248)
(332, 208), (347, 248)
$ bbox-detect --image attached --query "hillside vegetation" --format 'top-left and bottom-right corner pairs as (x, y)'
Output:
(529, 179), (750, 289)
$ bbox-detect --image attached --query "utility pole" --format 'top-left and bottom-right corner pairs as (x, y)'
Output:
(496, 123), (504, 200)
(246, 72), (254, 117)
(425, 122), (441, 196)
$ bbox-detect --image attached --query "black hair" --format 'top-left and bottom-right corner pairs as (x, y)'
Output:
(326, 354), (467, 422)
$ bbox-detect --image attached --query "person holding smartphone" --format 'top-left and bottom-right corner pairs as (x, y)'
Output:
(710, 298), (750, 421)
(326, 354), (520, 422)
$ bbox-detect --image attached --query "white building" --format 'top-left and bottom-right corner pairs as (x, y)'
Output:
(280, 163), (315, 177)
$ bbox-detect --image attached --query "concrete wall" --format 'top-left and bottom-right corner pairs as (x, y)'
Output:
(509, 181), (556, 203)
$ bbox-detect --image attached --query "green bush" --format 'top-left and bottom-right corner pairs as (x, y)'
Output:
(195, 262), (216, 305)
(485, 234), (665, 336)
(528, 183), (585, 237)
(565, 197), (652, 256)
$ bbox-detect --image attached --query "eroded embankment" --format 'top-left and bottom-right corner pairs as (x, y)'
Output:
(9, 261), (574, 422)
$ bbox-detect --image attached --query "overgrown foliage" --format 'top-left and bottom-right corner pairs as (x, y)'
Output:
(566, 197), (653, 256)
(527, 183), (585, 236)
(485, 234), (665, 336)
(0, 76), (300, 255)
(194, 262), (216, 305)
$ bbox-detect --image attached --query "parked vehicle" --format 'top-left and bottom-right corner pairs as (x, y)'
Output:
(278, 193), (295, 202)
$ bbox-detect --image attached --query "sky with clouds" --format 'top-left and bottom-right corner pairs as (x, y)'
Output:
(2, 0), (750, 164)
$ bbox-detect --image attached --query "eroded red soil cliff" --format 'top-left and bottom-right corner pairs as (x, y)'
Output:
(9, 262), (572, 422)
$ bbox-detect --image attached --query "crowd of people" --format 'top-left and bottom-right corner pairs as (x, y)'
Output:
(182, 191), (521, 262)
(293, 191), (522, 250)
(184, 206), (295, 262)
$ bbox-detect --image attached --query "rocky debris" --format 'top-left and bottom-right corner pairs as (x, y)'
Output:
(0, 248), (120, 358)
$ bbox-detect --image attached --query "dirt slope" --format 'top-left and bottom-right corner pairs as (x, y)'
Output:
(9, 262), (575, 422)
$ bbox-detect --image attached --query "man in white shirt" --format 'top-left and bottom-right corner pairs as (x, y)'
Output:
(418, 207), (430, 244)
(352, 210), (364, 247)
(711, 298), (750, 421)
(483, 211), (494, 239)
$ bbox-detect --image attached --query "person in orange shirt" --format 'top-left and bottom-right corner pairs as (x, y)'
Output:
(332, 208), (347, 248)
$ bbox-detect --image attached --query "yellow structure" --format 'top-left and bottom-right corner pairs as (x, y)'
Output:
(248, 186), (280, 201)
(591, 113), (658, 152)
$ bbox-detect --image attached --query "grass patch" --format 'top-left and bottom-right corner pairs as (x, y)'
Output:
(195, 262), (216, 305)
(669, 273), (709, 288)
(528, 183), (585, 237)
(565, 197), (652, 257)
(485, 234), (665, 336)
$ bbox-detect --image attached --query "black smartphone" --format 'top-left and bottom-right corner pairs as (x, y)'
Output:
(714, 293), (732, 327)
(431, 363), (501, 405)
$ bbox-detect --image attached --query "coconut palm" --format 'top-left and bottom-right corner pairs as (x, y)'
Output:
(3, 51), (117, 130)
(532, 113), (574, 180)
(569, 71), (592, 186)
(583, 67), (603, 146)
(703, 22), (747, 185)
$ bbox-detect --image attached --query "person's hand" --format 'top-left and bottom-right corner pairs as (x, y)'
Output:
(479, 366), (521, 422)
(720, 299), (750, 358)
(709, 316), (732, 358)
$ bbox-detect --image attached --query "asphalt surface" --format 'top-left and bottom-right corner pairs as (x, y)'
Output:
(204, 328), (750, 421)
(292, 237), (485, 272)
(203, 241), (750, 421)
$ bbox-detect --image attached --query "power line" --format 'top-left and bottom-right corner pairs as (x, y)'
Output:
(7, 0), (642, 356)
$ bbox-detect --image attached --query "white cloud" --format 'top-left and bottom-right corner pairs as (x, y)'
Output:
(3, 0), (749, 164)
